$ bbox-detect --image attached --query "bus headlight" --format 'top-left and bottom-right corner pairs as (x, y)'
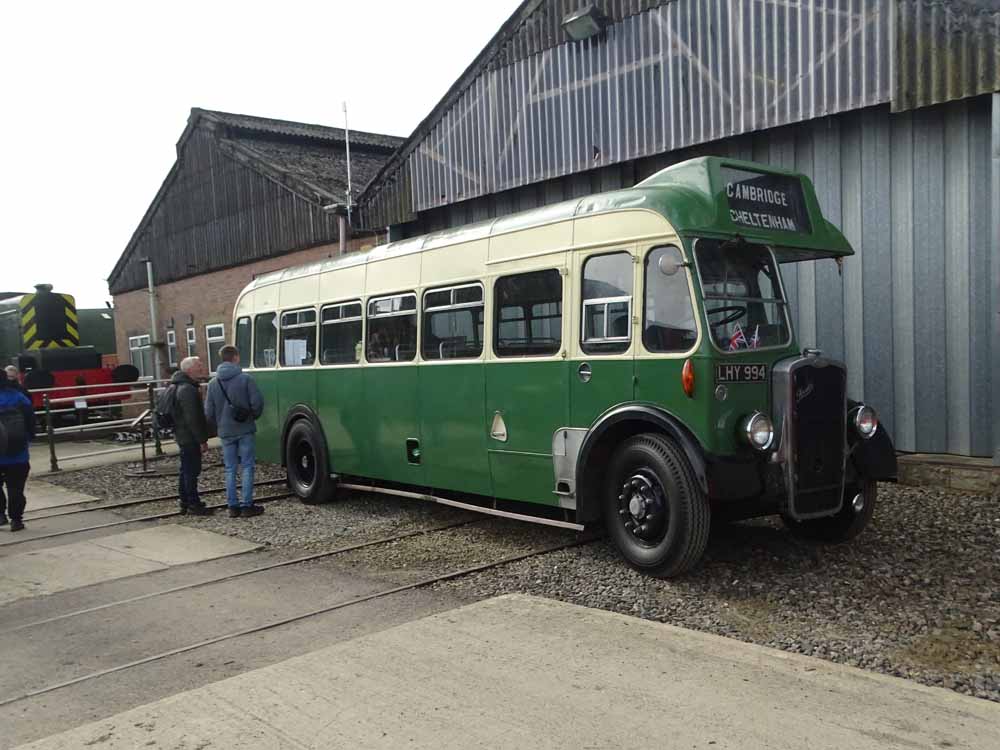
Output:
(742, 412), (774, 451)
(851, 405), (878, 439)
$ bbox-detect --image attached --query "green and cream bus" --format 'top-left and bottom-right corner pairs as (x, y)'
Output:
(233, 156), (897, 577)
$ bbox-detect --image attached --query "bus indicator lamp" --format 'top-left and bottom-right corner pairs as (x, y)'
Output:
(682, 359), (695, 398)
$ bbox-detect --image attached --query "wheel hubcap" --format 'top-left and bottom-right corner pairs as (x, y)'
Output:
(618, 472), (668, 546)
(293, 441), (315, 487)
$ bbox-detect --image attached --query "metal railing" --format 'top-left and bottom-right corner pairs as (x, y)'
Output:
(25, 377), (214, 473)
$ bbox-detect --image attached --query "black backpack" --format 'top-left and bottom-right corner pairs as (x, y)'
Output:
(0, 405), (28, 457)
(155, 384), (178, 430)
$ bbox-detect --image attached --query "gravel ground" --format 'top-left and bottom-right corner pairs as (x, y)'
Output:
(43, 461), (1000, 702)
(434, 483), (1000, 703)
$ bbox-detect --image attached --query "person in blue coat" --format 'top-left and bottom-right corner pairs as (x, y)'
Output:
(0, 374), (35, 531)
(204, 345), (264, 518)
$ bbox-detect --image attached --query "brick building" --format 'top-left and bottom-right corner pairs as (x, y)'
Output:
(107, 108), (403, 377)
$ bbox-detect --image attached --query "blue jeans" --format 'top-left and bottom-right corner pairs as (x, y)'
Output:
(222, 434), (256, 508)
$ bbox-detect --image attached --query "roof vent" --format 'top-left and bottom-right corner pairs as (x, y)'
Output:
(34, 284), (53, 294)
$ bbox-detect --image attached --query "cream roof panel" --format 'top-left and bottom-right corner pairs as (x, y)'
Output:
(364, 252), (422, 296)
(319, 262), (365, 304)
(573, 209), (673, 247)
(278, 268), (321, 309)
(489, 220), (574, 263)
(421, 239), (488, 288)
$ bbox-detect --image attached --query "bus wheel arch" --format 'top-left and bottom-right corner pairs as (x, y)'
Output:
(281, 407), (336, 504)
(576, 406), (708, 525)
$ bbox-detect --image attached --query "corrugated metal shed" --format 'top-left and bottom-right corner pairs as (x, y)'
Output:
(360, 0), (900, 228)
(894, 0), (1000, 111)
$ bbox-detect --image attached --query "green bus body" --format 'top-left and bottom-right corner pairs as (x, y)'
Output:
(235, 157), (891, 549)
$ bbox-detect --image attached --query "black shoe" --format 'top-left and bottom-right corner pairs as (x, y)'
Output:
(227, 507), (242, 518)
(10, 520), (25, 532)
(178, 504), (189, 516)
(240, 505), (264, 518)
(187, 504), (214, 516)
(0, 513), (8, 526)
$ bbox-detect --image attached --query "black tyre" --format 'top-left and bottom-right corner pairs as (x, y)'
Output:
(604, 433), (711, 577)
(285, 419), (336, 504)
(782, 480), (876, 543)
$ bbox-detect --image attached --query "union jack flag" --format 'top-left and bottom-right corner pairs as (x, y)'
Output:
(749, 325), (761, 349)
(728, 324), (748, 351)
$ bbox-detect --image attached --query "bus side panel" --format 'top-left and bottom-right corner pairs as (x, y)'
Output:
(316, 368), (366, 476)
(419, 362), (491, 496)
(485, 361), (568, 506)
(363, 365), (424, 486)
(569, 358), (635, 428)
(252, 371), (282, 465)
(277, 368), (317, 446)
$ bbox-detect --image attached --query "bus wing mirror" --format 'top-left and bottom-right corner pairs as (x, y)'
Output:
(657, 251), (689, 277)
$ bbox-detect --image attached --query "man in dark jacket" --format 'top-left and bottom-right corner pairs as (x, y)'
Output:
(168, 356), (213, 515)
(0, 374), (35, 531)
(205, 346), (264, 518)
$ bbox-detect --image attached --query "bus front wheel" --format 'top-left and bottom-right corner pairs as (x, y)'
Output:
(604, 433), (711, 578)
(285, 420), (336, 505)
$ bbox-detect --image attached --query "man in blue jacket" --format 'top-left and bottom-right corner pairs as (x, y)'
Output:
(0, 373), (35, 531)
(205, 345), (264, 518)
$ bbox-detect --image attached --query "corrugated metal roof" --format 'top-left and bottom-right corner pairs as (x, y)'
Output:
(893, 0), (1000, 112)
(357, 0), (1000, 230)
(358, 0), (898, 229)
(197, 109), (405, 150)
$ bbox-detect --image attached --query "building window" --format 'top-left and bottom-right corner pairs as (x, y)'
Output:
(253, 313), (278, 368)
(494, 270), (562, 357)
(366, 293), (417, 362)
(128, 335), (153, 378)
(235, 317), (252, 362)
(422, 283), (484, 360)
(320, 301), (363, 364)
(582, 252), (633, 354)
(205, 324), (225, 373)
(279, 309), (317, 367)
(166, 329), (178, 368)
(186, 326), (197, 357)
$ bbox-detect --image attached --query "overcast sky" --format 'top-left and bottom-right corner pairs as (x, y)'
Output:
(2, 0), (521, 306)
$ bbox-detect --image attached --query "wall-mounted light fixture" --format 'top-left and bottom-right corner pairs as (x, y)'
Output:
(561, 4), (608, 41)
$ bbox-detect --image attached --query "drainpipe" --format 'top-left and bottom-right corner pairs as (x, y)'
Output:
(143, 258), (162, 379)
(323, 203), (350, 256)
(991, 93), (1000, 466)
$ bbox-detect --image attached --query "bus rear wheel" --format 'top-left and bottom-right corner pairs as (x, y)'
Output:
(604, 433), (710, 578)
(285, 420), (336, 505)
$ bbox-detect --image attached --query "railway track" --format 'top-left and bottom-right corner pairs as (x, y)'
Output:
(25, 478), (289, 521)
(1, 489), (295, 548)
(0, 528), (597, 707)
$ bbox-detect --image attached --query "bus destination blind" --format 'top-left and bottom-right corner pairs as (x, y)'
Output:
(722, 167), (812, 234)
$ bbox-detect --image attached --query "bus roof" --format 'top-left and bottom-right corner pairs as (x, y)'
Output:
(244, 156), (851, 293)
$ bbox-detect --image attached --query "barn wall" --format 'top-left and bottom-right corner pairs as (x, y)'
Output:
(110, 129), (342, 295)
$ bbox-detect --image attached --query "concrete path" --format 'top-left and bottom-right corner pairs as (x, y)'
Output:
(0, 526), (259, 605)
(18, 480), (99, 513)
(15, 595), (1000, 750)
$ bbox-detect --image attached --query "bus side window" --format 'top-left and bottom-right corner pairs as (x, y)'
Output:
(643, 246), (697, 353)
(253, 312), (278, 368)
(367, 293), (417, 363)
(235, 317), (252, 363)
(320, 301), (363, 364)
(280, 309), (317, 367)
(422, 283), (484, 360)
(494, 269), (562, 357)
(581, 252), (633, 354)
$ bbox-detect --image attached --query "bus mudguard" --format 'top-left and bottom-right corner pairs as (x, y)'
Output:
(849, 423), (898, 481)
(574, 403), (709, 524)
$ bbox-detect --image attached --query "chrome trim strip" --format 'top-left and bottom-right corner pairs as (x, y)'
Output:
(339, 483), (585, 531)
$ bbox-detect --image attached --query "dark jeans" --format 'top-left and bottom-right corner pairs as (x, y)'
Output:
(178, 445), (203, 508)
(0, 463), (30, 522)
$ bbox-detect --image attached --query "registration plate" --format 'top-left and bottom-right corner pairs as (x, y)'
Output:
(716, 363), (768, 383)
